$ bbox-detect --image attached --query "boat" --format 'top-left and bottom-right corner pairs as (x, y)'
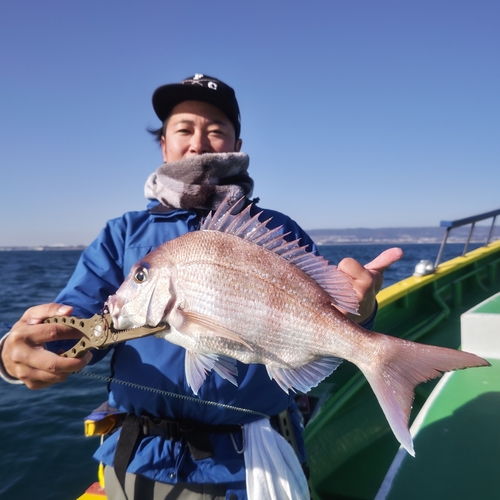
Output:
(304, 208), (500, 499)
(375, 291), (500, 500)
(76, 208), (500, 500)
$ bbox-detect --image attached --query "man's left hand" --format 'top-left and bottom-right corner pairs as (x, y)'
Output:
(338, 247), (403, 324)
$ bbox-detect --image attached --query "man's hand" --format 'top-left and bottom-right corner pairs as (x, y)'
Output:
(338, 247), (403, 324)
(1, 303), (92, 389)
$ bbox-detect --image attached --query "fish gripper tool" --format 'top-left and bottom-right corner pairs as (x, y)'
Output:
(43, 313), (168, 358)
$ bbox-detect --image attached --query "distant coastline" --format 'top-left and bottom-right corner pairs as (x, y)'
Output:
(307, 225), (499, 246)
(2, 225), (498, 250)
(0, 245), (87, 252)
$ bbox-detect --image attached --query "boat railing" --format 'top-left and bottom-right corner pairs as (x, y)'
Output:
(434, 208), (500, 269)
(413, 208), (500, 277)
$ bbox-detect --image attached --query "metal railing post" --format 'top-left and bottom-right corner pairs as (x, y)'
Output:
(433, 208), (500, 272)
(487, 215), (497, 246)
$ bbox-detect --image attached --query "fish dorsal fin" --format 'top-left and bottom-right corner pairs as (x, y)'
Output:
(202, 198), (359, 315)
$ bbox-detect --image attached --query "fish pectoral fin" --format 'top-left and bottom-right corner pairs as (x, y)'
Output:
(266, 356), (343, 394)
(178, 310), (253, 351)
(185, 350), (239, 395)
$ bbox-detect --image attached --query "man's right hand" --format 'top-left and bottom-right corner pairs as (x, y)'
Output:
(2, 303), (93, 389)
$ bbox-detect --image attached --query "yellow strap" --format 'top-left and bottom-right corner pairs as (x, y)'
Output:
(84, 414), (124, 437)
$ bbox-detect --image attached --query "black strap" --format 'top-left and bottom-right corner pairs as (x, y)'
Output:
(183, 428), (215, 460)
(114, 412), (309, 490)
(113, 414), (243, 485)
(114, 415), (143, 493)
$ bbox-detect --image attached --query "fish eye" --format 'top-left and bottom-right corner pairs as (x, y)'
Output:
(133, 267), (149, 284)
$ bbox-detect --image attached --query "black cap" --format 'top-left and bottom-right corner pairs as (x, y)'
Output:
(152, 74), (241, 139)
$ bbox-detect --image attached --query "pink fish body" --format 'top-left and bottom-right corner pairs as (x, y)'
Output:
(107, 198), (489, 456)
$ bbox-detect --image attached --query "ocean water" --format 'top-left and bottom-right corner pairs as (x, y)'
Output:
(0, 243), (477, 500)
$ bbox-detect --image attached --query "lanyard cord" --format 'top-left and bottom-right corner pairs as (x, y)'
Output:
(75, 369), (270, 420)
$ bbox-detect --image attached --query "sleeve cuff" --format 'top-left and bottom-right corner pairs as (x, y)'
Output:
(359, 301), (378, 331)
(0, 332), (23, 385)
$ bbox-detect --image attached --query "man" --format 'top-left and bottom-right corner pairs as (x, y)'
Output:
(1, 74), (402, 499)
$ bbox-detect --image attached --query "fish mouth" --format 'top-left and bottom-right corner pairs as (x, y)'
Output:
(106, 294), (136, 330)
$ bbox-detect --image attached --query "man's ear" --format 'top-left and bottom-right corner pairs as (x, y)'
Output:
(161, 136), (168, 162)
(234, 138), (242, 152)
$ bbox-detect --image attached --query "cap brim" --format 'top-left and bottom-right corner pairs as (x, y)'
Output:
(152, 83), (238, 128)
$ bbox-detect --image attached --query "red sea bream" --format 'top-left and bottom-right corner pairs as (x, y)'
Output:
(106, 198), (489, 456)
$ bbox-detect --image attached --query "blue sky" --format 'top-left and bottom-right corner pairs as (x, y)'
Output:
(1, 0), (499, 246)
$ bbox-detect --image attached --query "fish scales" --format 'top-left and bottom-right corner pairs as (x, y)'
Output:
(106, 197), (490, 456)
(167, 230), (344, 363)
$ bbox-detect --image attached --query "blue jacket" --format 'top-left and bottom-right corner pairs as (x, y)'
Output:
(50, 200), (319, 497)
(51, 200), (375, 499)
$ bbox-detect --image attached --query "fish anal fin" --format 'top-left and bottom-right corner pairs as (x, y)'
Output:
(267, 357), (343, 394)
(359, 333), (490, 456)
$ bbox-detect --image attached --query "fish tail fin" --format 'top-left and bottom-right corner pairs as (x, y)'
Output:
(358, 333), (490, 456)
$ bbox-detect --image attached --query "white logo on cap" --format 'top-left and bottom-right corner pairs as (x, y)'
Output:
(208, 81), (218, 90)
(193, 74), (204, 80)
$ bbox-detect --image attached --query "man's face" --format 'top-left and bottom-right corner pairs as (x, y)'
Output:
(161, 100), (242, 162)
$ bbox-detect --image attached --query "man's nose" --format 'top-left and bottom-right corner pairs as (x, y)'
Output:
(189, 132), (211, 154)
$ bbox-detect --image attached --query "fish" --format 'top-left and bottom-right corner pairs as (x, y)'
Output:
(106, 197), (490, 456)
